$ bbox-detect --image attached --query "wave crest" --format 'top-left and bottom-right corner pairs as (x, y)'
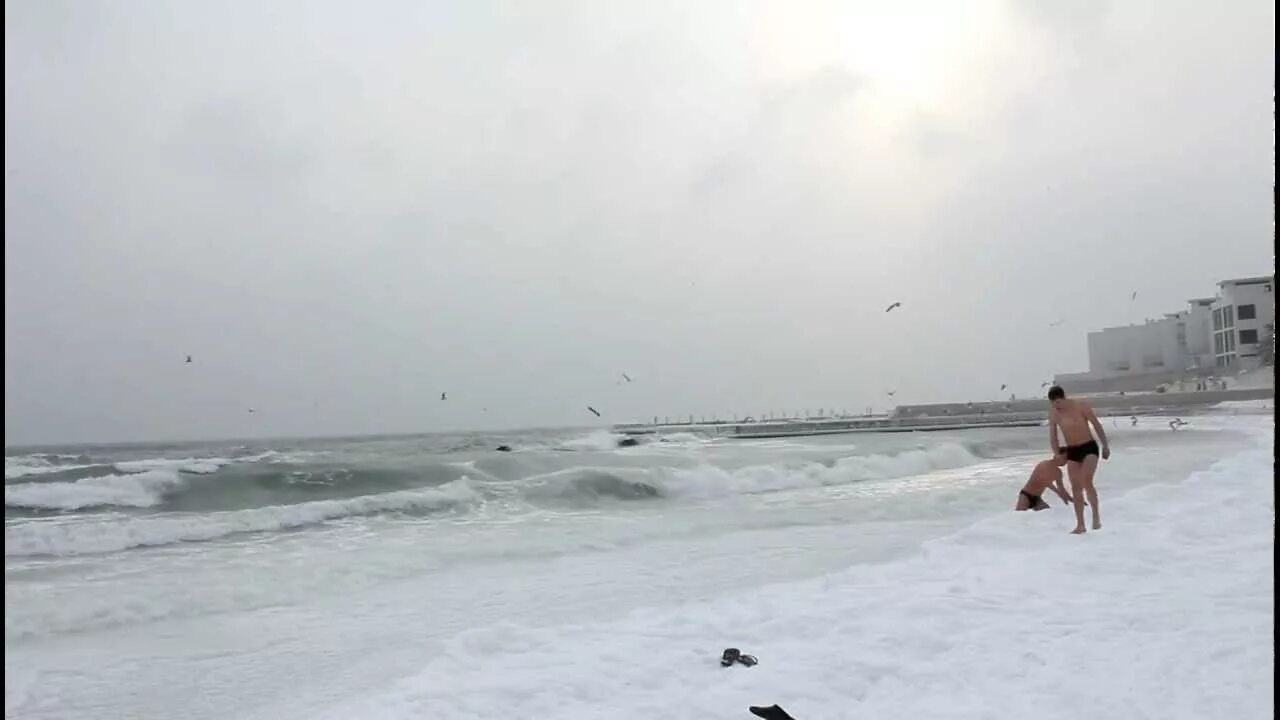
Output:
(4, 478), (481, 557)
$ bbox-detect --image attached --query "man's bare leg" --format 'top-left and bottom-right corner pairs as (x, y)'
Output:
(1080, 455), (1101, 529)
(1066, 461), (1087, 533)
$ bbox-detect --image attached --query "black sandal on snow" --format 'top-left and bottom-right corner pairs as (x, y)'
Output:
(721, 648), (741, 667)
(749, 705), (796, 720)
(736, 653), (758, 667)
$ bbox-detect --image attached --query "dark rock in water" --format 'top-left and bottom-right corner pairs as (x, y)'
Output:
(616, 437), (640, 448)
(495, 445), (513, 452)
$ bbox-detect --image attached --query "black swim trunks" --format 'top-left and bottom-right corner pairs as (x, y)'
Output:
(1062, 440), (1100, 463)
(1019, 489), (1043, 507)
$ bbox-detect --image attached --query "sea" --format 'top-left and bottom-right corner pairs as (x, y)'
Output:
(5, 407), (1274, 719)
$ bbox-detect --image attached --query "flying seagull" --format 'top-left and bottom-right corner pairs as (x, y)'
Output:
(1041, 381), (1051, 388)
(1131, 291), (1138, 301)
(886, 390), (896, 397)
(247, 408), (256, 414)
(440, 392), (447, 401)
(1000, 383), (1007, 391)
(884, 302), (902, 313)
(587, 406), (601, 417)
(621, 373), (632, 383)
(1048, 319), (1064, 328)
(185, 355), (193, 364)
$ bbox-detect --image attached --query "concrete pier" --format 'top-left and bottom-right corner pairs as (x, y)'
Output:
(613, 387), (1274, 439)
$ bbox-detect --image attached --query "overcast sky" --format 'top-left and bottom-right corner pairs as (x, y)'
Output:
(5, 0), (1275, 444)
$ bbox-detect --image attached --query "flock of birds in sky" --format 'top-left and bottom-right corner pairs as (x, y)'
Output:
(184, 289), (1144, 422)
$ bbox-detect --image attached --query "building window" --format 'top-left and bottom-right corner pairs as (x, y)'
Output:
(1240, 329), (1259, 344)
(1212, 309), (1221, 330)
(1226, 332), (1236, 352)
(1237, 304), (1256, 320)
(1214, 333), (1224, 354)
(1224, 305), (1234, 327)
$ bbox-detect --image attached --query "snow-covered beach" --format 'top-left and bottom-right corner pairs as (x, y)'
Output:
(6, 415), (1273, 719)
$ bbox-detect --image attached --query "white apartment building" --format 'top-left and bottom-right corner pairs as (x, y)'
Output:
(1211, 276), (1275, 369)
(1083, 315), (1189, 376)
(1053, 274), (1273, 393)
(1183, 297), (1215, 369)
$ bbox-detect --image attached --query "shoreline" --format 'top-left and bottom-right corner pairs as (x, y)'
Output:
(317, 417), (1275, 719)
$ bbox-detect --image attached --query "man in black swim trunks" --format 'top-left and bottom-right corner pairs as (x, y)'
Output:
(1016, 455), (1072, 511)
(1047, 386), (1110, 534)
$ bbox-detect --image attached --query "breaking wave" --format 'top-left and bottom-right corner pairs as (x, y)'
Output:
(5, 479), (482, 557)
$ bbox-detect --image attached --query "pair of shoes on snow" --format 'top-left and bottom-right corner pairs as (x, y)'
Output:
(720, 648), (758, 667)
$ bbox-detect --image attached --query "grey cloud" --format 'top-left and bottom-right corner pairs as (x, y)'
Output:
(175, 99), (318, 187)
(4, 0), (1273, 444)
(1012, 0), (1112, 46)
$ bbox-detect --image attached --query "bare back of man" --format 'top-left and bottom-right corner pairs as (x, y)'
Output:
(1047, 386), (1110, 534)
(1016, 456), (1072, 511)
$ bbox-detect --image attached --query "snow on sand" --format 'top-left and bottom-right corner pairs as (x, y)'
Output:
(322, 428), (1275, 720)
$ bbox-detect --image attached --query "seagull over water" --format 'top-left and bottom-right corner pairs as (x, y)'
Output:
(884, 301), (902, 313)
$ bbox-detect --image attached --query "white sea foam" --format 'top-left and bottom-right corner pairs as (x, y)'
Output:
(112, 451), (277, 475)
(4, 419), (1270, 720)
(519, 442), (988, 504)
(5, 469), (186, 510)
(552, 429), (627, 451)
(667, 441), (982, 497)
(4, 478), (482, 557)
(4, 456), (97, 480)
(319, 427), (1275, 720)
(5, 453), (281, 511)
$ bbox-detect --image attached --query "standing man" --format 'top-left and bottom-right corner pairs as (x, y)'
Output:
(1047, 386), (1110, 534)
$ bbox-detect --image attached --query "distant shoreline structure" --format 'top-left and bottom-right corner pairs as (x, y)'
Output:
(614, 387), (1274, 439)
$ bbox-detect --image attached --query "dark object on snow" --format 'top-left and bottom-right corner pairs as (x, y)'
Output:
(617, 437), (640, 447)
(720, 648), (758, 667)
(495, 445), (513, 452)
(749, 705), (796, 720)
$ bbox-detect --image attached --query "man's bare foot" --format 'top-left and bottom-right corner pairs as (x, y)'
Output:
(1071, 527), (1086, 535)
(1092, 521), (1102, 530)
